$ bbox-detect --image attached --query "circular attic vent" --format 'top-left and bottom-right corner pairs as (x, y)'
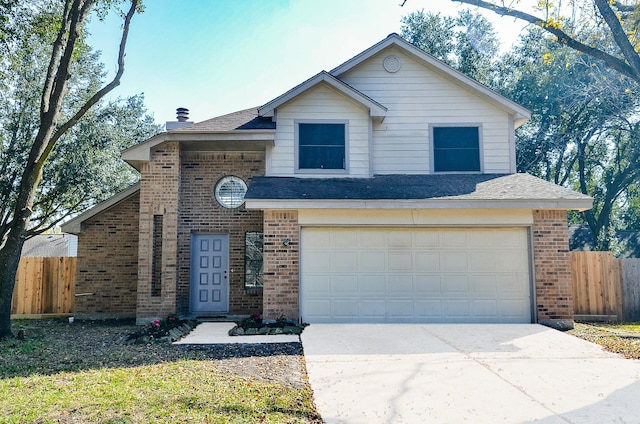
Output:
(383, 55), (402, 73)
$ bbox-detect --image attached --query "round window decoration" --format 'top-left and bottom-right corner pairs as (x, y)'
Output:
(214, 176), (248, 209)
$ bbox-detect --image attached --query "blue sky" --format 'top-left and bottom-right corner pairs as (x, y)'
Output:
(88, 0), (528, 124)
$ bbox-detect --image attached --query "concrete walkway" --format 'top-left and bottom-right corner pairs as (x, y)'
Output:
(173, 322), (299, 344)
(301, 324), (640, 424)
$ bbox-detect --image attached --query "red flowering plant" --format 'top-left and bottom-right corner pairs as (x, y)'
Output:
(146, 314), (181, 339)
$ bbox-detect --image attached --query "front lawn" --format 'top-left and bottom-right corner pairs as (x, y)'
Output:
(0, 319), (321, 423)
(569, 322), (640, 359)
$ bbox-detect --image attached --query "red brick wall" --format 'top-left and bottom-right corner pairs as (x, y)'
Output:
(137, 142), (181, 322)
(178, 151), (264, 316)
(262, 210), (299, 320)
(75, 192), (139, 318)
(533, 209), (573, 324)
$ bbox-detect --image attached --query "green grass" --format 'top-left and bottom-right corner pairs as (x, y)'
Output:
(0, 320), (320, 423)
(0, 361), (315, 423)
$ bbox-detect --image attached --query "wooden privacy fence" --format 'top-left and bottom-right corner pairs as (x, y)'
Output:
(11, 257), (76, 316)
(571, 251), (640, 321)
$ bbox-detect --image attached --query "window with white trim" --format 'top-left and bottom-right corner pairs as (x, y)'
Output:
(433, 126), (481, 172)
(297, 123), (346, 170)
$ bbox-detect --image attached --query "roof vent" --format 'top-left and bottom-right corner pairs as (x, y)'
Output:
(176, 107), (189, 122)
(166, 107), (193, 131)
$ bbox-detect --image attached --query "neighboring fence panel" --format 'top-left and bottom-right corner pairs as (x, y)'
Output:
(623, 259), (640, 321)
(11, 257), (76, 315)
(571, 251), (624, 320)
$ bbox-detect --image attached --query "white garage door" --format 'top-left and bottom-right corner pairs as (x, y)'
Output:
(300, 227), (532, 323)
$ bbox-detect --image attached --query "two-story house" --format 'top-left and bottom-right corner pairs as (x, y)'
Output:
(62, 34), (592, 329)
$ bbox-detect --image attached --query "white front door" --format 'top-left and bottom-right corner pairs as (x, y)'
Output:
(190, 234), (229, 313)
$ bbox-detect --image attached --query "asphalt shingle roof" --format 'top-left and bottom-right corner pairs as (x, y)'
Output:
(245, 173), (591, 201)
(172, 107), (275, 132)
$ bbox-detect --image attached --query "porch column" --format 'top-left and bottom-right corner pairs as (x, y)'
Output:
(262, 210), (299, 320)
(136, 141), (181, 324)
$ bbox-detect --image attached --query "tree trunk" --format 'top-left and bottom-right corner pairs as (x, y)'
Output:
(0, 230), (27, 339)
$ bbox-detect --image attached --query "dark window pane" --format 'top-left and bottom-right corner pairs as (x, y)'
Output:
(433, 127), (480, 172)
(299, 146), (344, 169)
(299, 123), (345, 169)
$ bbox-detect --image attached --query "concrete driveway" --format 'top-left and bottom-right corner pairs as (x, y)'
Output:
(301, 324), (640, 423)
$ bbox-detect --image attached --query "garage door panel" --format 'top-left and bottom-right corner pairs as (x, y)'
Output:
(359, 231), (385, 247)
(388, 300), (414, 318)
(304, 275), (330, 295)
(304, 251), (331, 272)
(500, 300), (530, 317)
(332, 276), (359, 294)
(305, 300), (332, 320)
(441, 252), (468, 271)
(333, 251), (358, 272)
(469, 252), (496, 272)
(415, 300), (442, 317)
(388, 275), (413, 294)
(497, 251), (528, 272)
(414, 231), (440, 247)
(470, 276), (497, 294)
(359, 275), (386, 294)
(388, 251), (413, 270)
(333, 300), (359, 318)
(471, 300), (498, 317)
(300, 227), (532, 324)
(441, 231), (467, 248)
(443, 300), (470, 318)
(415, 251), (440, 270)
(332, 231), (356, 247)
(360, 300), (386, 318)
(387, 230), (413, 248)
(415, 275), (442, 293)
(359, 251), (386, 270)
(442, 275), (469, 293)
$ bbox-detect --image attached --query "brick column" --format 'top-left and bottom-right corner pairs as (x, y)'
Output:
(262, 210), (299, 320)
(532, 209), (574, 330)
(137, 142), (181, 323)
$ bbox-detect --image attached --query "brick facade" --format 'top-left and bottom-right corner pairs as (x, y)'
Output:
(137, 142), (181, 322)
(177, 151), (264, 316)
(262, 210), (299, 320)
(532, 209), (574, 329)
(75, 192), (139, 319)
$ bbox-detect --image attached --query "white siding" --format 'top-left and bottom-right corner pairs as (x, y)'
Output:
(268, 83), (371, 177)
(339, 47), (513, 174)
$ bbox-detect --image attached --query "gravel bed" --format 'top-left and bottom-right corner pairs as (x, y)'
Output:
(3, 319), (309, 388)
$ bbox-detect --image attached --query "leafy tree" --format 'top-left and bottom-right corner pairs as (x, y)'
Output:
(499, 29), (640, 252)
(0, 0), (144, 340)
(401, 9), (499, 85)
(446, 0), (640, 84)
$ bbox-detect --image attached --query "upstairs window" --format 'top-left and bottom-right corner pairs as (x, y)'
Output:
(297, 122), (346, 171)
(433, 126), (481, 172)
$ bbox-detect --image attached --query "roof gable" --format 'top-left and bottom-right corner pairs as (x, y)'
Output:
(331, 33), (530, 127)
(258, 71), (387, 121)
